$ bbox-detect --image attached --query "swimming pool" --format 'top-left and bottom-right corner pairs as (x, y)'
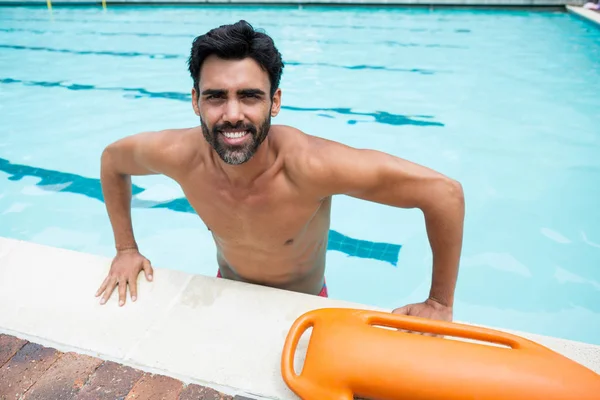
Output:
(0, 5), (599, 344)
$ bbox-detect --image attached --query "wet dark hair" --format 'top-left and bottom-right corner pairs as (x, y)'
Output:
(188, 20), (284, 98)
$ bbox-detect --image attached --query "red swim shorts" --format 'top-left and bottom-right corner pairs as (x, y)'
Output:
(216, 270), (328, 297)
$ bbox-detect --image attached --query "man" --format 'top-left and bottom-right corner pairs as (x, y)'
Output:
(96, 20), (464, 323)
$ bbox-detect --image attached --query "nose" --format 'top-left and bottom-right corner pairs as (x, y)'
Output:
(222, 99), (244, 125)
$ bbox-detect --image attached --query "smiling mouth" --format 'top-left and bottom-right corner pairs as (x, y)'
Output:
(219, 130), (251, 145)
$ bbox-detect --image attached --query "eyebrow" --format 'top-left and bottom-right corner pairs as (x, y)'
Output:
(238, 88), (266, 96)
(201, 88), (266, 97)
(201, 89), (226, 96)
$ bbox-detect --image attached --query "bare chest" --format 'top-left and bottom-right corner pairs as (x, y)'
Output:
(179, 173), (326, 249)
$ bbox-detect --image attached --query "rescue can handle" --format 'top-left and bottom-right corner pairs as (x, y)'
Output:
(281, 311), (314, 386)
(365, 311), (547, 351)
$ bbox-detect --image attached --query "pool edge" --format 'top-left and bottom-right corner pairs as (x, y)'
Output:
(566, 5), (600, 25)
(0, 236), (598, 399)
(0, 0), (586, 8)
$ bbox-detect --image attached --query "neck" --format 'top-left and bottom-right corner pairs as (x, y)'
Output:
(213, 136), (273, 188)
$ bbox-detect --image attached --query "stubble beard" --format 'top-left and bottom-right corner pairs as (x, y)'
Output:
(201, 115), (271, 165)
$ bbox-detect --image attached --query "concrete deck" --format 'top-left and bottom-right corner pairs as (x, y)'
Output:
(0, 237), (599, 399)
(567, 5), (600, 25)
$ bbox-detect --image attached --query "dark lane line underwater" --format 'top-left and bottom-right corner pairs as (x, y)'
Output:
(0, 158), (401, 266)
(0, 78), (444, 128)
(0, 44), (437, 75)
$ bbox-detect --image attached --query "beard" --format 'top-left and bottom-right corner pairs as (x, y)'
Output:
(201, 115), (271, 165)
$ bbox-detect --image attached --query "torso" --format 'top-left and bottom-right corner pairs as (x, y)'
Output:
(172, 125), (331, 295)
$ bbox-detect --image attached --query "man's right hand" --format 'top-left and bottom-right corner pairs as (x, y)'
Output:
(96, 250), (154, 307)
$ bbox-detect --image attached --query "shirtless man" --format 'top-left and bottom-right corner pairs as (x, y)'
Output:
(96, 20), (464, 323)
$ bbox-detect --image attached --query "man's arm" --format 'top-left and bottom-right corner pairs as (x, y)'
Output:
(97, 130), (189, 306)
(100, 131), (174, 251)
(302, 136), (465, 308)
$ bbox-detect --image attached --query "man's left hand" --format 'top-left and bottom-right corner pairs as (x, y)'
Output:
(392, 298), (453, 336)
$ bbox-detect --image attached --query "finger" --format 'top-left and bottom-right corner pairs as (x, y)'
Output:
(129, 274), (138, 302)
(393, 305), (411, 315)
(95, 276), (109, 297)
(118, 277), (127, 307)
(142, 259), (153, 282)
(100, 278), (117, 305)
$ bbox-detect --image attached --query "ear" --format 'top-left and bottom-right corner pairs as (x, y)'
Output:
(270, 88), (282, 117)
(191, 87), (200, 116)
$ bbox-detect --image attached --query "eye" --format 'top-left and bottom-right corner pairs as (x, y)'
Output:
(242, 93), (261, 100)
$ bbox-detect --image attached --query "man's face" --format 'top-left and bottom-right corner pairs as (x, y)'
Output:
(192, 55), (281, 165)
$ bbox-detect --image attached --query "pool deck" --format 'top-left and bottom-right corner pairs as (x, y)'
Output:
(566, 5), (600, 24)
(0, 0), (589, 7)
(0, 334), (235, 400)
(0, 236), (599, 399)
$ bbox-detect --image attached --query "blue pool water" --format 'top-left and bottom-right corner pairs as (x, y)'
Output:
(0, 5), (599, 344)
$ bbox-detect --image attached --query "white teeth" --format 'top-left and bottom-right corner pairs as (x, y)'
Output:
(222, 130), (247, 139)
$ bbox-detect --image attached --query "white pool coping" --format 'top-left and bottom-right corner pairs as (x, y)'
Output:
(567, 5), (600, 25)
(0, 236), (598, 399)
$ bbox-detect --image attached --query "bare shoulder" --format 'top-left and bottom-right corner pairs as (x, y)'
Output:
(148, 127), (201, 162)
(270, 125), (359, 194)
(270, 124), (328, 166)
(104, 126), (204, 179)
(270, 124), (346, 156)
(271, 125), (453, 202)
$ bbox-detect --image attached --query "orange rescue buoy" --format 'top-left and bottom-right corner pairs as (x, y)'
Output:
(281, 308), (600, 400)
